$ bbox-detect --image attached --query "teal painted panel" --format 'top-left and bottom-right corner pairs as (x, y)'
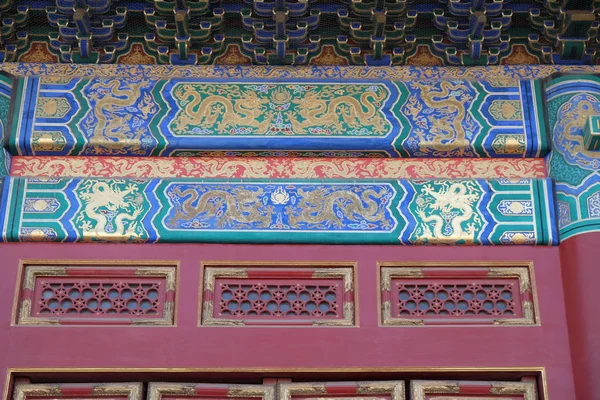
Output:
(584, 115), (600, 151)
(546, 74), (600, 240)
(0, 149), (10, 177)
(0, 72), (13, 148)
(0, 73), (13, 176)
(0, 177), (557, 245)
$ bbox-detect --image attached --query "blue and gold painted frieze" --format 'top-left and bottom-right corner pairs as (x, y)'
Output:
(0, 177), (557, 245)
(6, 74), (548, 158)
(546, 74), (600, 240)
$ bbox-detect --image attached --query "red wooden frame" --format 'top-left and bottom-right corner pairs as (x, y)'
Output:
(201, 263), (355, 326)
(278, 381), (405, 400)
(14, 262), (177, 326)
(148, 382), (274, 400)
(13, 382), (143, 400)
(410, 379), (537, 399)
(379, 264), (537, 326)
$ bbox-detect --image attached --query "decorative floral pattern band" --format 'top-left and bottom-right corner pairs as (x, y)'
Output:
(10, 157), (548, 179)
(0, 177), (557, 245)
(6, 74), (547, 158)
(2, 63), (600, 80)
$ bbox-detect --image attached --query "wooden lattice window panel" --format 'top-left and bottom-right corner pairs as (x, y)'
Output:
(13, 382), (143, 400)
(279, 381), (405, 400)
(380, 263), (538, 326)
(15, 261), (177, 326)
(201, 262), (356, 326)
(149, 383), (274, 400)
(410, 379), (538, 400)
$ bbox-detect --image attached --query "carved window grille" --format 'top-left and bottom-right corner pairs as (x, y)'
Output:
(380, 263), (538, 326)
(410, 379), (538, 400)
(149, 383), (274, 400)
(13, 382), (143, 400)
(201, 262), (356, 326)
(15, 261), (177, 326)
(279, 381), (405, 400)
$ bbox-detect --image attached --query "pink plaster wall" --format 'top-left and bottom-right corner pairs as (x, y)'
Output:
(560, 233), (600, 400)
(0, 243), (576, 399)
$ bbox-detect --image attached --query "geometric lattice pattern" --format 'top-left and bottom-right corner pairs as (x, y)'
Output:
(16, 262), (177, 326)
(217, 280), (341, 319)
(201, 263), (355, 326)
(396, 281), (520, 318)
(33, 279), (164, 318)
(381, 264), (537, 326)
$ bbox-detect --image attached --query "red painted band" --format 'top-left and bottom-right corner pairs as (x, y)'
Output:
(458, 382), (492, 394)
(344, 291), (354, 302)
(381, 289), (391, 303)
(246, 270), (314, 279)
(65, 268), (137, 276)
(195, 386), (229, 396)
(59, 319), (132, 326)
(324, 384), (358, 395)
(59, 386), (95, 396)
(421, 268), (489, 278)
(165, 290), (176, 302)
(244, 320), (313, 326)
(21, 288), (32, 300)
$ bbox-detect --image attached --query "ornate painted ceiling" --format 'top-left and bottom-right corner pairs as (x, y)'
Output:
(0, 0), (599, 66)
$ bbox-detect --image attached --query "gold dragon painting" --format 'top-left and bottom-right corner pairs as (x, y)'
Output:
(169, 83), (392, 136)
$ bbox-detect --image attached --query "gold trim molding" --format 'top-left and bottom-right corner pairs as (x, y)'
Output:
(13, 382), (143, 400)
(200, 261), (357, 327)
(148, 383), (275, 400)
(410, 379), (537, 400)
(13, 260), (179, 327)
(278, 381), (405, 400)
